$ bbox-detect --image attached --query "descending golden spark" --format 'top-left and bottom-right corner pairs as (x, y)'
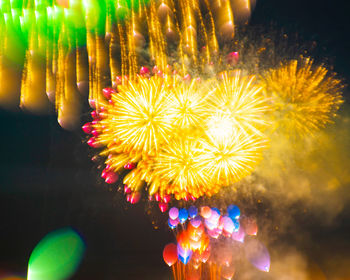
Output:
(261, 57), (344, 136)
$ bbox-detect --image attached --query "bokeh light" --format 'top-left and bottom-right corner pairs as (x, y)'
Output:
(27, 228), (85, 280)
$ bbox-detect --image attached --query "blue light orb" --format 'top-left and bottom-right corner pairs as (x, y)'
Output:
(227, 205), (240, 220)
(178, 208), (188, 223)
(188, 206), (198, 219)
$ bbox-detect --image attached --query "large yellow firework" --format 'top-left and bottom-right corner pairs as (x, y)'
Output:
(147, 130), (267, 199)
(167, 79), (212, 132)
(209, 71), (270, 135)
(107, 76), (174, 154)
(150, 137), (214, 199)
(262, 57), (344, 136)
(201, 116), (268, 187)
(91, 71), (270, 200)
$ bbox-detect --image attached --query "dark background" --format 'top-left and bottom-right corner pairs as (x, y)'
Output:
(0, 0), (350, 279)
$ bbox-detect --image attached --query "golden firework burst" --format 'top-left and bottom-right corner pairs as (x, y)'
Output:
(91, 71), (271, 200)
(167, 78), (212, 132)
(262, 57), (344, 136)
(150, 137), (213, 199)
(105, 76), (174, 154)
(209, 71), (270, 136)
(200, 127), (268, 187)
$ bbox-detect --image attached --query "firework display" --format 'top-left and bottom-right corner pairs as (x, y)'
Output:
(84, 70), (269, 201)
(0, 0), (346, 279)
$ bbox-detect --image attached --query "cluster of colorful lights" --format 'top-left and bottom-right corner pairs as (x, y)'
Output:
(163, 205), (270, 279)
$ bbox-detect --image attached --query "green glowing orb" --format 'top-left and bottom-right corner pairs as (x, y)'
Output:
(28, 228), (85, 280)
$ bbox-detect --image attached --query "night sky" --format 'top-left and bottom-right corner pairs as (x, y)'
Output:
(0, 0), (349, 279)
